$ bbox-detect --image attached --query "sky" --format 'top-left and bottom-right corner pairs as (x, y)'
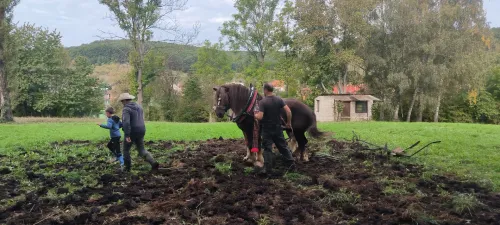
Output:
(12, 0), (500, 47)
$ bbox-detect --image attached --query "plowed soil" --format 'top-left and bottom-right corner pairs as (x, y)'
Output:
(1, 138), (500, 225)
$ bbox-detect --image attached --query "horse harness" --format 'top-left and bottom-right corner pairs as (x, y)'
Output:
(233, 85), (259, 124)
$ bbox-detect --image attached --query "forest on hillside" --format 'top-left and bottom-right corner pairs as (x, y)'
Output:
(65, 40), (277, 73)
(0, 0), (499, 124)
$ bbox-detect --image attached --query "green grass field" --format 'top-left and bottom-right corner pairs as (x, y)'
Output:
(1, 120), (499, 190)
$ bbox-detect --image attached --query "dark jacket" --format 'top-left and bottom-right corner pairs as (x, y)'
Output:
(122, 102), (146, 138)
(99, 115), (122, 138)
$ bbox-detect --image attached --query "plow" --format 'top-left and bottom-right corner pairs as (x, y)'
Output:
(351, 131), (441, 158)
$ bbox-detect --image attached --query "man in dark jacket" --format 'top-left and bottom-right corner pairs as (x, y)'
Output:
(118, 93), (159, 172)
(255, 83), (295, 175)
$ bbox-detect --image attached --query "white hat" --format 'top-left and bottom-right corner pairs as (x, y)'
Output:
(117, 93), (135, 101)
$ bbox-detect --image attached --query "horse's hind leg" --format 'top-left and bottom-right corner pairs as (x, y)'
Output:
(284, 130), (297, 157)
(295, 131), (309, 162)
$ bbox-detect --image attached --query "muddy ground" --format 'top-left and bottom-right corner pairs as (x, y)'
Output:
(1, 138), (500, 225)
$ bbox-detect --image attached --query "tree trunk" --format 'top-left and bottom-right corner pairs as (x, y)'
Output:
(285, 79), (289, 97)
(0, 64), (13, 122)
(379, 97), (386, 121)
(406, 87), (418, 122)
(343, 64), (348, 92)
(400, 104), (404, 121)
(135, 40), (147, 106)
(393, 103), (399, 121)
(209, 111), (214, 123)
(337, 71), (343, 94)
(137, 67), (143, 105)
(433, 91), (442, 122)
(321, 82), (330, 93)
(417, 92), (424, 122)
(0, 8), (13, 122)
(258, 53), (265, 66)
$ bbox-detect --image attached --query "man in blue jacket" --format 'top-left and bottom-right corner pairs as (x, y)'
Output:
(118, 93), (159, 172)
(98, 107), (124, 166)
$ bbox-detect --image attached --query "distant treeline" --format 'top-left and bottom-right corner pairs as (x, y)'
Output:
(65, 40), (277, 72)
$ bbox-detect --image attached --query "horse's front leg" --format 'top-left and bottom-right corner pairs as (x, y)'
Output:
(255, 150), (264, 168)
(255, 129), (264, 168)
(242, 132), (251, 161)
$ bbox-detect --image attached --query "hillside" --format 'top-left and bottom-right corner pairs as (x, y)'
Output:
(65, 40), (274, 72)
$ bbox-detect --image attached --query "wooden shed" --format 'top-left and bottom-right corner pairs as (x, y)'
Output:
(314, 94), (381, 122)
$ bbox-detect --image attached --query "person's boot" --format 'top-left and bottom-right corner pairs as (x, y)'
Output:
(124, 158), (131, 172)
(151, 162), (160, 171)
(117, 156), (124, 166)
(281, 149), (296, 171)
(285, 160), (296, 171)
(262, 151), (274, 177)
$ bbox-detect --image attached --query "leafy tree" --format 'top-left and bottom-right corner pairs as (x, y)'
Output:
(9, 24), (68, 116)
(99, 0), (198, 105)
(362, 0), (491, 122)
(470, 90), (499, 124)
(486, 66), (500, 100)
(492, 27), (500, 42)
(272, 0), (301, 97)
(143, 70), (180, 121)
(176, 75), (207, 122)
(8, 24), (102, 117)
(192, 40), (233, 121)
(221, 0), (280, 65)
(141, 50), (181, 121)
(57, 56), (103, 117)
(0, 0), (18, 122)
(192, 40), (232, 84)
(293, 0), (375, 95)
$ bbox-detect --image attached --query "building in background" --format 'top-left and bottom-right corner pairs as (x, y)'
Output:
(314, 94), (380, 122)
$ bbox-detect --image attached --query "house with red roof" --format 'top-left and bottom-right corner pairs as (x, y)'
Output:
(332, 84), (365, 94)
(270, 80), (286, 92)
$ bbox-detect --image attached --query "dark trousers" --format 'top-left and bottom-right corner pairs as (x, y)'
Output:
(106, 137), (122, 158)
(262, 125), (294, 163)
(123, 132), (156, 170)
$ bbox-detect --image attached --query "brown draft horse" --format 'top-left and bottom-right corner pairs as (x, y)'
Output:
(213, 83), (326, 166)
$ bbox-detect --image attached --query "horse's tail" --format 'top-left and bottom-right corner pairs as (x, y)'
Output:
(307, 113), (326, 139)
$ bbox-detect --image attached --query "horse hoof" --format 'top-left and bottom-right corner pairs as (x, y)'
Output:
(254, 161), (264, 168)
(243, 156), (250, 161)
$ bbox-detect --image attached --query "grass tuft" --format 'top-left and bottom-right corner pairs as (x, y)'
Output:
(214, 162), (232, 175)
(451, 193), (483, 215)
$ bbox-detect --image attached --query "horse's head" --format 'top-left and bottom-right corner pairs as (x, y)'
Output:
(213, 86), (230, 118)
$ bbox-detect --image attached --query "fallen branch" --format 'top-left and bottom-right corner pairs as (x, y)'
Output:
(33, 212), (58, 225)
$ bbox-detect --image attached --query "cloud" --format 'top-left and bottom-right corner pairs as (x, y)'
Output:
(209, 16), (231, 23)
(59, 15), (72, 21)
(207, 0), (234, 5)
(32, 8), (49, 15)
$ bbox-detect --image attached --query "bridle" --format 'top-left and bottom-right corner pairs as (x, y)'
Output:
(213, 92), (231, 116)
(213, 84), (258, 124)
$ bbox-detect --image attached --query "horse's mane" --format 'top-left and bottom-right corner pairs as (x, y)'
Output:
(221, 83), (263, 114)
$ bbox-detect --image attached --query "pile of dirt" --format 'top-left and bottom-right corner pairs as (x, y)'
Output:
(2, 138), (500, 225)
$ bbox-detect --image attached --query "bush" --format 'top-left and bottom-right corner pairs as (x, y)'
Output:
(176, 103), (209, 122)
(175, 75), (209, 122)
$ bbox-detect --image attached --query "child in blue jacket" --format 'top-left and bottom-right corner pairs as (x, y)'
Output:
(98, 107), (124, 166)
